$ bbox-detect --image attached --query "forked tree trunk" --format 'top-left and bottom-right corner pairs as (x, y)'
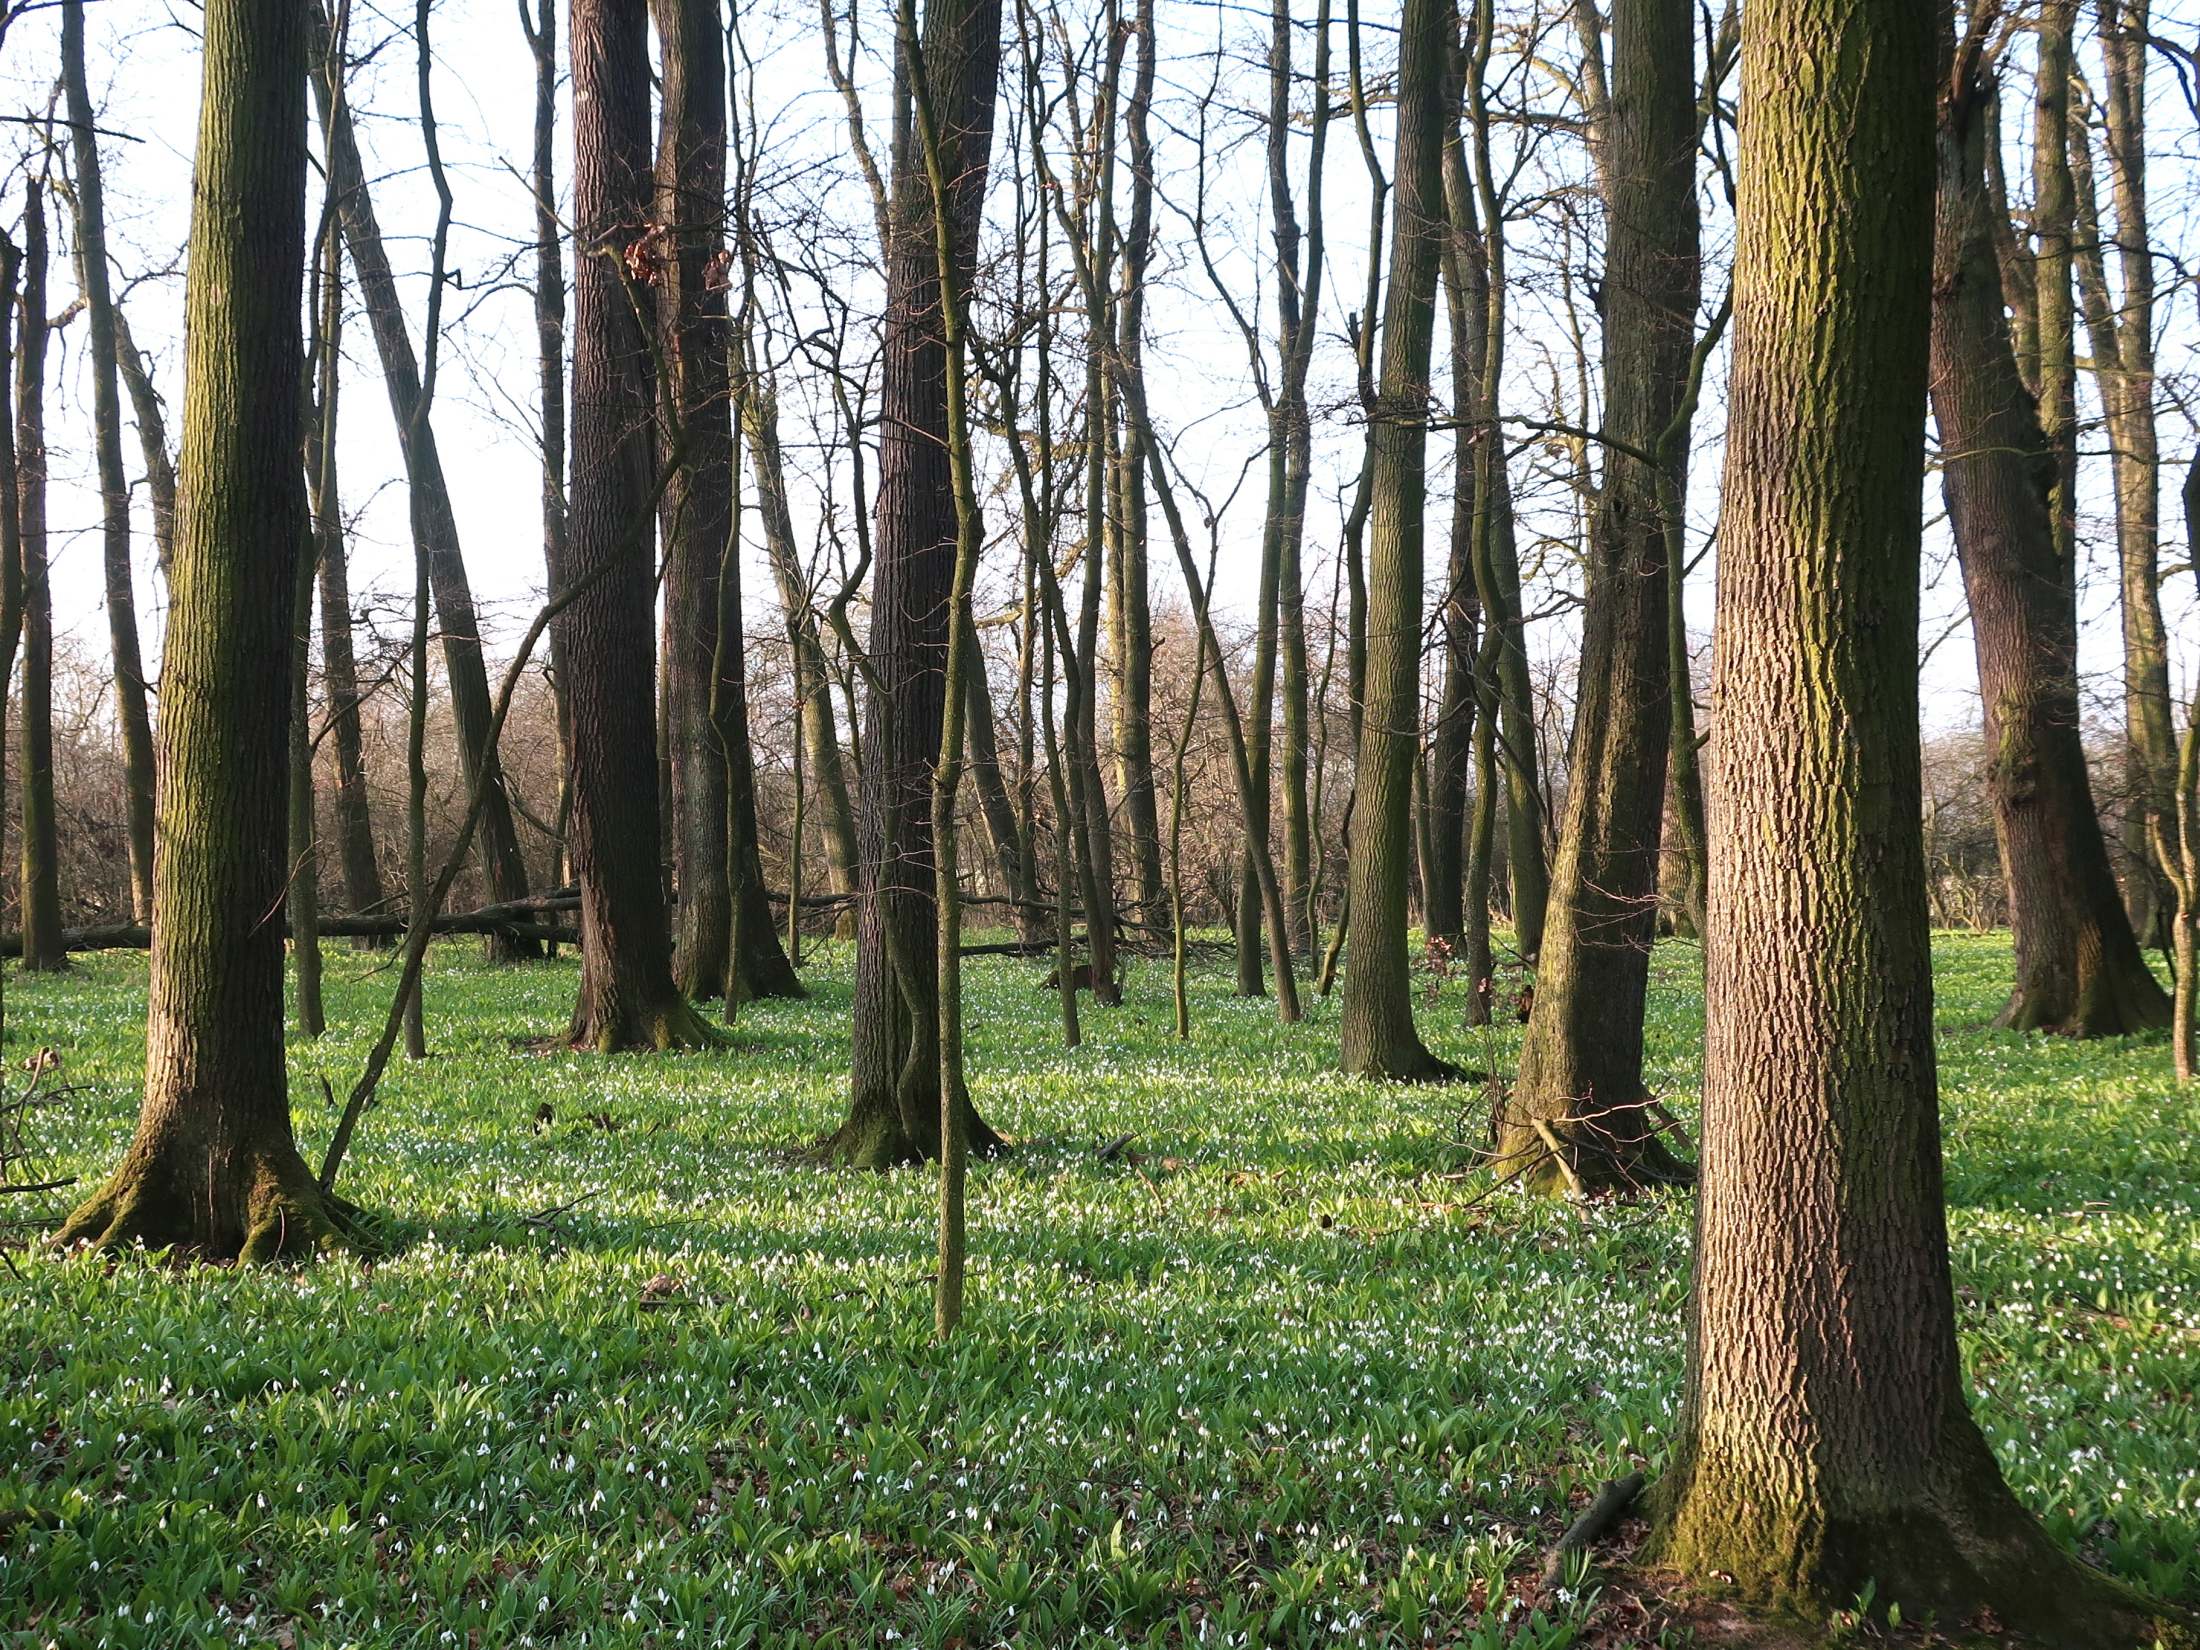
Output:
(14, 187), (64, 974)
(1502, 0), (1698, 1192)
(562, 0), (717, 1052)
(64, 0), (157, 925)
(1338, 0), (1454, 1082)
(827, 0), (1006, 1166)
(655, 0), (798, 1004)
(1929, 35), (2169, 1038)
(59, 0), (345, 1261)
(1651, 10), (2154, 1635)
(309, 10), (540, 958)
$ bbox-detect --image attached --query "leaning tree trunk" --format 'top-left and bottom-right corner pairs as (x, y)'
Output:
(655, 0), (798, 1004)
(64, 0), (157, 925)
(827, 0), (1007, 1167)
(1650, 9), (2155, 1637)
(14, 187), (64, 974)
(1929, 36), (2170, 1038)
(745, 379), (863, 916)
(312, 395), (387, 937)
(58, 0), (346, 1261)
(309, 9), (539, 957)
(562, 0), (717, 1052)
(1337, 0), (1454, 1082)
(1501, 0), (1698, 1193)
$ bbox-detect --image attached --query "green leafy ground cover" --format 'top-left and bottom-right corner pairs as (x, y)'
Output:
(1, 935), (2193, 1648)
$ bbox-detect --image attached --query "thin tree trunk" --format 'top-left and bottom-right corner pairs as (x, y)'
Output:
(109, 308), (175, 583)
(1653, 12), (2153, 1633)
(1108, 0), (1164, 928)
(14, 185), (64, 974)
(1337, 0), (1454, 1082)
(59, 0), (346, 1260)
(522, 0), (573, 917)
(1501, 0), (1698, 1191)
(308, 8), (539, 958)
(63, 0), (156, 924)
(563, 0), (718, 1052)
(0, 227), (25, 1040)
(1459, 29), (1546, 961)
(2078, 2), (2175, 951)
(1930, 30), (2170, 1038)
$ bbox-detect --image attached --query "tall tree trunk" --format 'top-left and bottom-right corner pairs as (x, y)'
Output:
(827, 0), (1007, 1166)
(15, 185), (64, 973)
(1501, 0), (1698, 1192)
(0, 227), (24, 1040)
(304, 178), (382, 949)
(59, 0), (345, 1260)
(1652, 10), (2154, 1634)
(656, 0), (798, 1003)
(523, 0), (575, 921)
(63, 0), (157, 925)
(1458, 25), (1546, 962)
(308, 11), (540, 957)
(562, 0), (717, 1051)
(1108, 0), (1165, 928)
(2078, 0), (2175, 950)
(2032, 0), (2078, 567)
(964, 665), (1038, 932)
(1930, 30), (2170, 1037)
(1338, 0), (1453, 1081)
(744, 380), (862, 914)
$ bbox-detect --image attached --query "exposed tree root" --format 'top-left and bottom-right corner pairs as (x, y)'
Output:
(568, 992), (725, 1054)
(1648, 1419), (2186, 1648)
(1494, 1086), (1696, 1196)
(817, 1093), (1006, 1170)
(56, 1138), (356, 1265)
(1995, 959), (2172, 1039)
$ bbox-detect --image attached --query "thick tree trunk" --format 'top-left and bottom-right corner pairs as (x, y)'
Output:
(64, 0), (157, 925)
(14, 188), (64, 973)
(309, 10), (539, 957)
(562, 0), (717, 1052)
(655, 0), (798, 1004)
(1651, 11), (2152, 1636)
(1502, 0), (1698, 1192)
(59, 0), (345, 1261)
(1338, 0), (1454, 1082)
(828, 0), (1007, 1166)
(1929, 40), (2170, 1038)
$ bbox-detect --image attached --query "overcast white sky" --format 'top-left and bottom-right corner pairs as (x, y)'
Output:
(5, 0), (2195, 746)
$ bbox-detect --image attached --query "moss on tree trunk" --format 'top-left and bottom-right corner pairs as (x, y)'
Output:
(59, 0), (349, 1263)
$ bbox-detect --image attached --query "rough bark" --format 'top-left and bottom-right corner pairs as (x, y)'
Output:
(827, 0), (1007, 1166)
(14, 186), (64, 974)
(63, 0), (157, 924)
(1651, 8), (2158, 1635)
(1502, 0), (1698, 1192)
(308, 9), (539, 954)
(562, 0), (717, 1052)
(1338, 0), (1454, 1081)
(58, 0), (346, 1261)
(655, 0), (798, 1004)
(1930, 35), (2170, 1038)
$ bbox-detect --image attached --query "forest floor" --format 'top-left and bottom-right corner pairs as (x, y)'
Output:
(1, 934), (2193, 1648)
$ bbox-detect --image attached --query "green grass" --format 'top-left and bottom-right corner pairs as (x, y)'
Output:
(1, 934), (2193, 1647)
